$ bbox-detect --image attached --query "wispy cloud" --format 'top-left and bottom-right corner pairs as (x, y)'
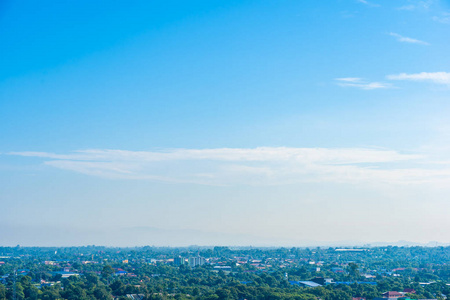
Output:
(397, 0), (434, 10)
(387, 72), (450, 85)
(397, 5), (416, 11)
(11, 148), (420, 164)
(10, 147), (449, 186)
(357, 0), (380, 7)
(433, 12), (450, 24)
(389, 32), (429, 45)
(335, 77), (361, 83)
(335, 78), (392, 90)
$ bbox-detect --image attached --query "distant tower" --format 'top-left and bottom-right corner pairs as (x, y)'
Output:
(189, 257), (205, 268)
(174, 256), (184, 266)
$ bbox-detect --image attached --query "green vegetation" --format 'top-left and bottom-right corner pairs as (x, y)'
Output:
(0, 246), (449, 300)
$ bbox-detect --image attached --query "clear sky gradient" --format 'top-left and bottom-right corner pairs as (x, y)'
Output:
(1, 0), (450, 246)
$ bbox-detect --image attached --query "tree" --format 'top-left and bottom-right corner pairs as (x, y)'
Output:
(40, 288), (61, 300)
(110, 280), (125, 296)
(85, 272), (100, 286)
(216, 288), (232, 300)
(12, 282), (25, 300)
(102, 265), (115, 284)
(347, 263), (360, 279)
(94, 286), (113, 300)
(0, 284), (6, 300)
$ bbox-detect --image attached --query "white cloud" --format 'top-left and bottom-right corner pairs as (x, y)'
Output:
(433, 12), (450, 24)
(397, 0), (434, 10)
(389, 32), (429, 45)
(335, 77), (361, 83)
(397, 5), (416, 10)
(421, 0), (434, 9)
(11, 147), (420, 164)
(335, 78), (392, 90)
(11, 147), (450, 186)
(357, 0), (380, 7)
(387, 72), (450, 85)
(339, 82), (391, 90)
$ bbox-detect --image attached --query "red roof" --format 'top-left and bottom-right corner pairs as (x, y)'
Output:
(382, 291), (403, 298)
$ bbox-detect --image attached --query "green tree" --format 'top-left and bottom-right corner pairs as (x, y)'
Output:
(85, 272), (100, 287)
(40, 288), (61, 300)
(94, 286), (113, 300)
(102, 265), (114, 279)
(347, 263), (360, 279)
(216, 288), (232, 300)
(0, 284), (6, 300)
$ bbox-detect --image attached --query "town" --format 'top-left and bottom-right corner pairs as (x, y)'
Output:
(0, 246), (449, 300)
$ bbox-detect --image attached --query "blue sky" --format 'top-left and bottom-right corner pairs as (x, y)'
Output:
(1, 0), (450, 246)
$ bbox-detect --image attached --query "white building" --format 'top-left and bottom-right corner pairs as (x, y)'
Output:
(189, 257), (205, 267)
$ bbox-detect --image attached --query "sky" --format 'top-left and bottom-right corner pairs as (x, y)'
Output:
(1, 0), (450, 247)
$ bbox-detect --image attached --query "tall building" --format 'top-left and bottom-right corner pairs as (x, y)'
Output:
(174, 256), (184, 266)
(188, 257), (205, 268)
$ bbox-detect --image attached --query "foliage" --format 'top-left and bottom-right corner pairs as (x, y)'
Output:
(0, 246), (448, 300)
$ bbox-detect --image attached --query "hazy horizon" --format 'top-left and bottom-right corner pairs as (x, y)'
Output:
(1, 0), (450, 246)
(2, 224), (449, 248)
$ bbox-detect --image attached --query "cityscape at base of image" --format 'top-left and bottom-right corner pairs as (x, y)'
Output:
(0, 245), (449, 300)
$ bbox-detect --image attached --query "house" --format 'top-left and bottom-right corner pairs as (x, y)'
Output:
(382, 291), (403, 298)
(51, 271), (79, 278)
(17, 269), (30, 275)
(403, 288), (416, 294)
(114, 268), (128, 276)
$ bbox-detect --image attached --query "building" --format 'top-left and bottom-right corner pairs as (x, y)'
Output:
(51, 271), (79, 278)
(289, 281), (322, 288)
(189, 257), (205, 267)
(382, 291), (403, 298)
(311, 277), (333, 285)
(114, 268), (128, 276)
(174, 256), (184, 266)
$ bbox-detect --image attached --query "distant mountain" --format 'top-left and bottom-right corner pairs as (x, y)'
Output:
(1, 223), (448, 247)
